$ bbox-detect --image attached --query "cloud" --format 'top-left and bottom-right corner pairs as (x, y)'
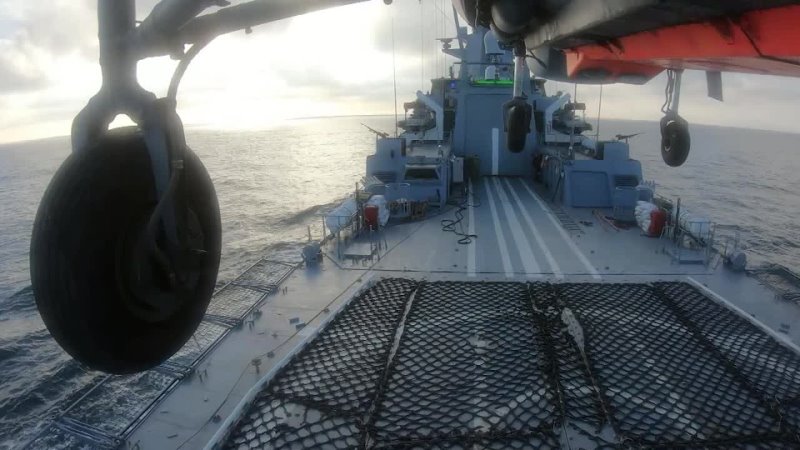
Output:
(0, 41), (47, 92)
(3, 0), (800, 143)
(0, 0), (242, 96)
(1, 1), (97, 55)
(0, 0), (97, 95)
(16, 0), (97, 56)
(564, 70), (800, 133)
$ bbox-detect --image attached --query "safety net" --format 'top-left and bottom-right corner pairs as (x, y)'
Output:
(223, 279), (800, 449)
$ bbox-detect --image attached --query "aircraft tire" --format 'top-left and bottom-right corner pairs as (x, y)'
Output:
(660, 114), (691, 167)
(506, 103), (529, 153)
(30, 127), (221, 374)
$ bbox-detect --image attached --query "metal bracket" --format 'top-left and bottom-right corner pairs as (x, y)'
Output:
(511, 42), (528, 99)
(663, 68), (683, 114)
(670, 69), (682, 113)
(706, 70), (724, 102)
(69, 0), (381, 257)
(71, 1), (188, 258)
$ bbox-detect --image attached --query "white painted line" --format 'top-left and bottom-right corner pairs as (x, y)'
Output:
(503, 178), (564, 279)
(492, 177), (541, 276)
(686, 277), (800, 356)
(467, 178), (477, 277)
(491, 128), (499, 176)
(517, 179), (601, 280)
(297, 324), (316, 337)
(483, 177), (514, 277)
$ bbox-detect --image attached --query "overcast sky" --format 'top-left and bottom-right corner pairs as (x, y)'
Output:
(2, 0), (800, 144)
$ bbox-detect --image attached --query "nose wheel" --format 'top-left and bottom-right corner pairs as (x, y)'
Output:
(31, 128), (221, 374)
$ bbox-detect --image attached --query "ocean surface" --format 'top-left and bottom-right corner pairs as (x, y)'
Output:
(0, 116), (798, 448)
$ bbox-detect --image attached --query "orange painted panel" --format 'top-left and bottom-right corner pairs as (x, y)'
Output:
(564, 5), (800, 80)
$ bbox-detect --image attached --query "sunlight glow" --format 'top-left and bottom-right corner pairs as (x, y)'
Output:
(3, 1), (800, 143)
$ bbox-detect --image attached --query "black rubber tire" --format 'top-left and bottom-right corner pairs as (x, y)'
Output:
(506, 104), (529, 153)
(30, 127), (221, 374)
(661, 116), (691, 167)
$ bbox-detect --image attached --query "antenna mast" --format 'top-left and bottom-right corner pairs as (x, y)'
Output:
(419, 0), (424, 90)
(596, 84), (604, 141)
(392, 14), (399, 137)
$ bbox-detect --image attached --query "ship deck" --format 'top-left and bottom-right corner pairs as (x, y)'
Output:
(27, 177), (800, 449)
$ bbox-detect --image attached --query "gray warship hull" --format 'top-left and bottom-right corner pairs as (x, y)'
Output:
(26, 174), (800, 449)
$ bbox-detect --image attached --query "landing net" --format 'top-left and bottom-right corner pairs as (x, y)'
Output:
(223, 279), (800, 449)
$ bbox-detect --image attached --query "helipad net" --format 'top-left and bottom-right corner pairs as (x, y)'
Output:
(224, 280), (800, 449)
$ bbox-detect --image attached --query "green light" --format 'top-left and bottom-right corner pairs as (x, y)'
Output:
(471, 79), (514, 86)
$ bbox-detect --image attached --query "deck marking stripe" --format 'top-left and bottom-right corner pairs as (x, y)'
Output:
(686, 277), (800, 356)
(492, 177), (541, 275)
(483, 177), (514, 277)
(467, 178), (477, 277)
(503, 177), (564, 279)
(491, 128), (499, 175)
(517, 179), (602, 280)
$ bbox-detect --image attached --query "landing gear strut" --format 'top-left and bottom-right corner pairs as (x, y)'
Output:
(30, 0), (221, 374)
(660, 69), (691, 167)
(504, 43), (532, 153)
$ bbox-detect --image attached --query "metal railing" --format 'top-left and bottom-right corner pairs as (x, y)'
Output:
(24, 258), (296, 450)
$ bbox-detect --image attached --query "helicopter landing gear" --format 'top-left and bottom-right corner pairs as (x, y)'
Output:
(504, 43), (532, 153)
(30, 0), (221, 374)
(660, 112), (691, 167)
(31, 128), (221, 374)
(505, 97), (532, 153)
(660, 69), (691, 167)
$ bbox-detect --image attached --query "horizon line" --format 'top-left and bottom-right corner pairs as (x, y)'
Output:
(2, 115), (799, 146)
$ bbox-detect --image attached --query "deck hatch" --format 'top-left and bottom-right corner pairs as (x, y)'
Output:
(222, 280), (800, 449)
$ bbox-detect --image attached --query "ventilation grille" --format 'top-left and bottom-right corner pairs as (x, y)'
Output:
(613, 175), (639, 187)
(552, 206), (582, 234)
(372, 171), (397, 184)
